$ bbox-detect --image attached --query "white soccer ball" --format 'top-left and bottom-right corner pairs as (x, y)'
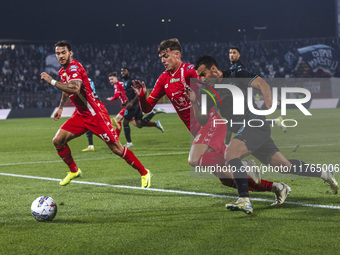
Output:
(31, 196), (57, 221)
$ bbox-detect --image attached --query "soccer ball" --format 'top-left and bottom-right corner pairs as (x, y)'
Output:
(31, 196), (58, 221)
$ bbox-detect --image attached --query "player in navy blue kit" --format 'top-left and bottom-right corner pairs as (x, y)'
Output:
(121, 67), (164, 147)
(191, 55), (338, 214)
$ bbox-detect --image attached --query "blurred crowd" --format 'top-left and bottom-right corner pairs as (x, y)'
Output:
(1, 37), (339, 109)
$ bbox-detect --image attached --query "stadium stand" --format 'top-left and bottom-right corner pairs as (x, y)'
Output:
(0, 37), (339, 111)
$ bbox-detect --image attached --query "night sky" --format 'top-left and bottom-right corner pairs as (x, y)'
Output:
(0, 0), (336, 44)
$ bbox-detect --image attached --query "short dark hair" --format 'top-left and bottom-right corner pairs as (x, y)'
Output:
(121, 66), (130, 72)
(55, 40), (72, 51)
(109, 72), (118, 77)
(230, 46), (241, 53)
(195, 55), (220, 70)
(158, 38), (182, 54)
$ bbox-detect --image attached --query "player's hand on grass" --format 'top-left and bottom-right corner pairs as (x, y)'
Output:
(132, 80), (146, 97)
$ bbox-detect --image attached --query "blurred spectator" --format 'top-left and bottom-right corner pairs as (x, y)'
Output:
(0, 37), (339, 109)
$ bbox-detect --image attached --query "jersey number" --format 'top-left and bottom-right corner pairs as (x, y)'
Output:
(99, 133), (110, 142)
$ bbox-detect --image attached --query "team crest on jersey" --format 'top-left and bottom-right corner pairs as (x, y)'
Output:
(170, 78), (180, 83)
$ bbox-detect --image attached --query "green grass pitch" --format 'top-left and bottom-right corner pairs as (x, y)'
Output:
(0, 109), (340, 254)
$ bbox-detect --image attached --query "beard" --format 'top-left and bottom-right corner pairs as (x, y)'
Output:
(59, 55), (71, 67)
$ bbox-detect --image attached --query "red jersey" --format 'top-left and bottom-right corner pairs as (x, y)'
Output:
(58, 59), (101, 117)
(109, 81), (127, 104)
(139, 62), (203, 136)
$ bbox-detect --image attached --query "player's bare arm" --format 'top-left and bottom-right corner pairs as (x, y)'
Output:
(250, 76), (274, 109)
(184, 86), (209, 126)
(40, 72), (81, 94)
(54, 92), (69, 121)
(130, 90), (139, 105)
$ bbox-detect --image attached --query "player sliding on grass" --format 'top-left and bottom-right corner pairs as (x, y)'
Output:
(40, 40), (151, 188)
(190, 55), (338, 213)
(132, 38), (291, 213)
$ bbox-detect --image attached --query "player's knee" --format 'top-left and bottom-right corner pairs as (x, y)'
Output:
(188, 156), (199, 167)
(52, 136), (63, 148)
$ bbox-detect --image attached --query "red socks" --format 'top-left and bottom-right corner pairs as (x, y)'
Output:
(146, 122), (156, 127)
(248, 178), (273, 192)
(121, 147), (147, 176)
(56, 144), (78, 172)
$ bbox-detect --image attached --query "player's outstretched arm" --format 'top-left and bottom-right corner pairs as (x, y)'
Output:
(40, 72), (81, 94)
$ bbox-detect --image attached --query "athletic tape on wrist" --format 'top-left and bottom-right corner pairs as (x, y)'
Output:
(51, 79), (57, 86)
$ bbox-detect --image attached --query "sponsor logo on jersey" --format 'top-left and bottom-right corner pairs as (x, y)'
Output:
(72, 73), (78, 78)
(70, 68), (78, 72)
(170, 78), (180, 83)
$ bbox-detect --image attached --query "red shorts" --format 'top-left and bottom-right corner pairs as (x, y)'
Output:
(192, 115), (227, 157)
(60, 108), (118, 144)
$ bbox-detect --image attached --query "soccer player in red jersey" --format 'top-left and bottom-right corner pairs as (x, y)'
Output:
(40, 40), (151, 188)
(106, 71), (130, 137)
(132, 39), (287, 210)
